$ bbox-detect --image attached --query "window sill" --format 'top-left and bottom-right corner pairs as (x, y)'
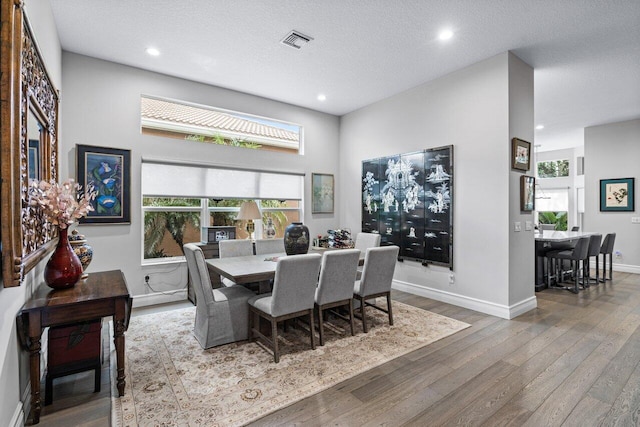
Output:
(141, 257), (186, 267)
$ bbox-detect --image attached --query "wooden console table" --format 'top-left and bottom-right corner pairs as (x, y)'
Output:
(17, 270), (132, 424)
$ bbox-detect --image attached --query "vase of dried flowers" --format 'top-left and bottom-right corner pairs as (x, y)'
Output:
(31, 179), (96, 289)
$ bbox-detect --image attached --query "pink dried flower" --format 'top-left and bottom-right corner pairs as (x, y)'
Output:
(30, 179), (98, 229)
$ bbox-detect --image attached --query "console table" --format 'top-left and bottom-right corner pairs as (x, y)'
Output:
(17, 270), (132, 424)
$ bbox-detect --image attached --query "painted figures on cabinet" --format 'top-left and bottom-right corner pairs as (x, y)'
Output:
(362, 146), (453, 268)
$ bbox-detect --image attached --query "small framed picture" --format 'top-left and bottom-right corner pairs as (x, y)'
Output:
(520, 175), (535, 212)
(512, 138), (531, 171)
(77, 144), (131, 224)
(600, 178), (635, 212)
(312, 173), (334, 214)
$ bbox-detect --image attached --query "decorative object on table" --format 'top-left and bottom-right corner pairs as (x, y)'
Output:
(327, 228), (354, 248)
(30, 179), (97, 289)
(265, 217), (276, 239)
(362, 145), (454, 268)
(520, 175), (536, 212)
(312, 173), (334, 213)
(69, 229), (93, 279)
(76, 144), (131, 224)
(511, 138), (531, 171)
(600, 178), (635, 212)
(284, 222), (310, 255)
(236, 200), (261, 239)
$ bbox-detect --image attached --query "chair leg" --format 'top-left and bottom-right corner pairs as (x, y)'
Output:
(360, 296), (368, 333)
(386, 293), (393, 326)
(317, 306), (325, 346)
(348, 299), (355, 336)
(308, 309), (316, 350)
(94, 364), (101, 393)
(609, 253), (613, 281)
(271, 318), (279, 363)
(595, 256), (600, 283)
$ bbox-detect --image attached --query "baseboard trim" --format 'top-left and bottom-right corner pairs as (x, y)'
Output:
(16, 382), (30, 427)
(392, 280), (537, 319)
(613, 263), (640, 275)
(133, 289), (187, 308)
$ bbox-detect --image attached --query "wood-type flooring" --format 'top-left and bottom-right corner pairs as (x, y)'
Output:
(37, 271), (640, 426)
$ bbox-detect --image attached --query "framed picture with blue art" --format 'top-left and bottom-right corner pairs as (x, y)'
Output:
(600, 178), (634, 212)
(76, 144), (131, 224)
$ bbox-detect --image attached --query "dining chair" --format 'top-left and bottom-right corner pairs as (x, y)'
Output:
(582, 234), (602, 285)
(571, 226), (580, 231)
(315, 249), (360, 346)
(546, 237), (590, 294)
(255, 238), (285, 255)
(354, 232), (381, 279)
(353, 245), (399, 333)
(248, 253), (322, 363)
(599, 233), (616, 283)
(183, 243), (255, 349)
(218, 239), (254, 287)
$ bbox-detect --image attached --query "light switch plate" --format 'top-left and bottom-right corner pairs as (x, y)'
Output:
(525, 221), (533, 231)
(514, 222), (522, 232)
(632, 217), (640, 224)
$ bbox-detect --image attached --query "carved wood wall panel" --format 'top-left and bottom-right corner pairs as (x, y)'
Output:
(1, 2), (59, 287)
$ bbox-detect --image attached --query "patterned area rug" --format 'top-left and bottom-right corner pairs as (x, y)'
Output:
(111, 299), (470, 426)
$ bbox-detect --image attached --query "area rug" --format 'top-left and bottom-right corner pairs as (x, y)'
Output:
(111, 299), (470, 426)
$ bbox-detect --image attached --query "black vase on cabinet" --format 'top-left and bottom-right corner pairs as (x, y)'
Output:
(284, 222), (310, 255)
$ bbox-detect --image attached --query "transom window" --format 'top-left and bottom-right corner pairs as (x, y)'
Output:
(537, 159), (569, 178)
(140, 96), (302, 154)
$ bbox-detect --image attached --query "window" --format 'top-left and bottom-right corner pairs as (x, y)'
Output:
(141, 160), (304, 262)
(535, 188), (569, 231)
(537, 160), (569, 178)
(140, 96), (302, 154)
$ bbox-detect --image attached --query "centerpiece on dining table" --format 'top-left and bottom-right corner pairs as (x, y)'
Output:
(30, 179), (97, 289)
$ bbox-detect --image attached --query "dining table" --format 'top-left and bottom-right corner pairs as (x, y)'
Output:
(534, 230), (596, 291)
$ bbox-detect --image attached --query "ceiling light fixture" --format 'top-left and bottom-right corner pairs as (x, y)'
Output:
(438, 29), (454, 41)
(317, 94), (326, 101)
(536, 124), (545, 130)
(146, 47), (160, 56)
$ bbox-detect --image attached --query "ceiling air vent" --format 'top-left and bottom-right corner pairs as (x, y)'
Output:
(281, 30), (313, 49)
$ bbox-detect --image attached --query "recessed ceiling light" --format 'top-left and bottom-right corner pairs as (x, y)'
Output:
(146, 47), (160, 56)
(536, 124), (545, 130)
(317, 94), (326, 101)
(438, 29), (454, 41)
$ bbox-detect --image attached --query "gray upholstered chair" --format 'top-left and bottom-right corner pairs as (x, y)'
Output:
(583, 234), (602, 285)
(315, 249), (360, 346)
(354, 232), (380, 279)
(255, 238), (285, 255)
(183, 243), (255, 349)
(571, 226), (580, 231)
(599, 233), (616, 282)
(218, 239), (254, 287)
(248, 253), (322, 363)
(546, 237), (590, 294)
(353, 245), (399, 333)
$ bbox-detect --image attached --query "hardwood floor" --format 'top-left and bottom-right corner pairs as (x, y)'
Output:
(37, 272), (640, 426)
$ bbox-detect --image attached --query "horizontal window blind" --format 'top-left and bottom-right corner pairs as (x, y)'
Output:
(141, 159), (304, 200)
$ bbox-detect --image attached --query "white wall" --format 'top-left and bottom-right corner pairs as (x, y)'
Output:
(59, 52), (341, 304)
(0, 3), (61, 426)
(339, 52), (536, 318)
(584, 118), (640, 272)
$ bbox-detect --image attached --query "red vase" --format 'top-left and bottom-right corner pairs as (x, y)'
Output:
(44, 227), (83, 289)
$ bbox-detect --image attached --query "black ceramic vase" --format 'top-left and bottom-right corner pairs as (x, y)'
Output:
(284, 222), (310, 255)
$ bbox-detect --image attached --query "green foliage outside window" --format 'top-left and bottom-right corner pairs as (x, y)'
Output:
(537, 160), (569, 178)
(143, 198), (201, 259)
(186, 134), (261, 149)
(538, 211), (568, 231)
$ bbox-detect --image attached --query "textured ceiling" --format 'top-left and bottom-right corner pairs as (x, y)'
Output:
(49, 0), (640, 151)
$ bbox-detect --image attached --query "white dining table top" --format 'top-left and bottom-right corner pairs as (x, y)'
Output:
(534, 230), (596, 242)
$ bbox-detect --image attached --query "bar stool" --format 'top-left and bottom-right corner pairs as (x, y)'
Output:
(582, 234), (602, 286)
(599, 233), (616, 283)
(546, 237), (590, 294)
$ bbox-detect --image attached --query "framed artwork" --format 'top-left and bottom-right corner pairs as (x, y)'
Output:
(312, 173), (334, 214)
(77, 144), (131, 224)
(520, 175), (535, 212)
(512, 138), (531, 171)
(600, 178), (635, 212)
